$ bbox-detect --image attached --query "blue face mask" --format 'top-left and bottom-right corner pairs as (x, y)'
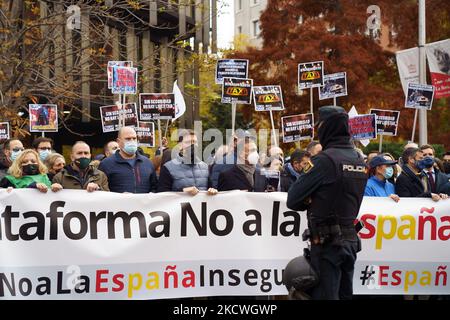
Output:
(39, 150), (51, 161)
(123, 141), (138, 155)
(10, 150), (22, 162)
(417, 156), (434, 170)
(383, 166), (394, 179)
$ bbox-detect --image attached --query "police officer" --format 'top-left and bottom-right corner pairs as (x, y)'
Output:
(287, 106), (368, 300)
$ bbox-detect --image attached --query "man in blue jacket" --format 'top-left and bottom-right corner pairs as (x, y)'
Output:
(99, 127), (157, 193)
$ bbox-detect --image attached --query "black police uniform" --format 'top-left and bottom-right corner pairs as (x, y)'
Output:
(287, 106), (368, 300)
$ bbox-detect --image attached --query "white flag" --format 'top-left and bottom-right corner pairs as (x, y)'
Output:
(396, 47), (419, 96)
(425, 38), (450, 99)
(172, 80), (186, 121)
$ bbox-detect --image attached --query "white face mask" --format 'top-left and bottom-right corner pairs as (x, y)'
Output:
(247, 151), (260, 165)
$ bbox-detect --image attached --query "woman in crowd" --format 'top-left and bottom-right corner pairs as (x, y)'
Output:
(44, 153), (66, 181)
(0, 149), (56, 192)
(364, 154), (400, 202)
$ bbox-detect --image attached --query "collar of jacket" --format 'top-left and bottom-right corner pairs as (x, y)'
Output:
(63, 164), (97, 177)
(114, 151), (144, 164)
(402, 164), (425, 180)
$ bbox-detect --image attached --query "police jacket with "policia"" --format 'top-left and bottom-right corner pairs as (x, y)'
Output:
(287, 109), (368, 231)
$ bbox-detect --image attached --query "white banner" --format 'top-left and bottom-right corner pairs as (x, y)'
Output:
(0, 190), (449, 299)
(396, 47), (420, 96)
(425, 39), (450, 99)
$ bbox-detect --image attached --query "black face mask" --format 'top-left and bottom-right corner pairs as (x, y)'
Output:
(22, 164), (39, 176)
(444, 162), (450, 175)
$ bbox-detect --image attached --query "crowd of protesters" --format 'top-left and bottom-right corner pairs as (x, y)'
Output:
(0, 128), (449, 201)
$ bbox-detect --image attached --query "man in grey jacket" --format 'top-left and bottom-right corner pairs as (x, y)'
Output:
(157, 129), (217, 195)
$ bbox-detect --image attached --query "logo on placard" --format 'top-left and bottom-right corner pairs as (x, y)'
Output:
(226, 87), (248, 96)
(257, 94), (280, 103)
(301, 71), (321, 81)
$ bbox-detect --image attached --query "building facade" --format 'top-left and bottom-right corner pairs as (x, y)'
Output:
(234, 0), (267, 48)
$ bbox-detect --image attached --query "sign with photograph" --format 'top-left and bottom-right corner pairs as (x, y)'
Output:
(29, 104), (58, 132)
(319, 72), (348, 100)
(370, 109), (400, 136)
(281, 114), (314, 143)
(405, 83), (435, 110)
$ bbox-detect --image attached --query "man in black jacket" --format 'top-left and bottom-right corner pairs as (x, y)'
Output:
(287, 106), (367, 300)
(395, 147), (448, 201)
(287, 106), (368, 300)
(218, 137), (261, 191)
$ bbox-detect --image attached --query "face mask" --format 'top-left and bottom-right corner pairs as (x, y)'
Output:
(39, 150), (51, 161)
(247, 152), (260, 165)
(383, 166), (394, 179)
(75, 157), (91, 170)
(417, 157), (434, 170)
(22, 164), (39, 176)
(123, 141), (138, 155)
(10, 150), (22, 162)
(443, 162), (450, 174)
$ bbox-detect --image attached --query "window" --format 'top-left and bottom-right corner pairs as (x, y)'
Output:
(237, 26), (242, 34)
(237, 0), (242, 11)
(252, 20), (260, 37)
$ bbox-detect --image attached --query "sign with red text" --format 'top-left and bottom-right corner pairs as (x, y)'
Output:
(425, 39), (450, 99)
(111, 66), (138, 94)
(348, 114), (377, 140)
(107, 61), (133, 89)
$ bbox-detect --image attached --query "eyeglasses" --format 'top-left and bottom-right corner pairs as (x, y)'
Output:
(12, 148), (24, 152)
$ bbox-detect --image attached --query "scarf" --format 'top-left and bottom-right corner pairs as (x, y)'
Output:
(237, 164), (255, 187)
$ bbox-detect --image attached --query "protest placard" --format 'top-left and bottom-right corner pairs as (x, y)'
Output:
(319, 72), (348, 100)
(348, 114), (377, 140)
(0, 122), (10, 142)
(370, 109), (400, 136)
(111, 66), (138, 94)
(252, 85), (284, 111)
(139, 94), (176, 120)
(100, 103), (138, 132)
(136, 122), (155, 147)
(107, 61), (133, 89)
(215, 59), (249, 84)
(298, 61), (324, 89)
(29, 104), (58, 132)
(221, 78), (253, 104)
(281, 114), (314, 143)
(405, 83), (435, 110)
